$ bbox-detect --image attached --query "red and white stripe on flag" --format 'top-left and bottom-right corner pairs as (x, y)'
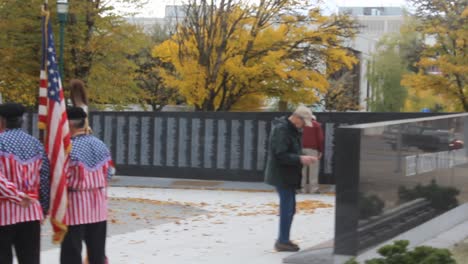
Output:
(39, 12), (71, 244)
(38, 70), (48, 129)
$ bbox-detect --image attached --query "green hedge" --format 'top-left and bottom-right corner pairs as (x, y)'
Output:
(346, 240), (456, 264)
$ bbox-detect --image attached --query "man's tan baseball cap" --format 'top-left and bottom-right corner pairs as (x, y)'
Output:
(293, 105), (313, 127)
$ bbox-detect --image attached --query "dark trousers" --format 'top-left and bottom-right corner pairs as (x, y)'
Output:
(276, 187), (296, 243)
(60, 221), (107, 264)
(0, 221), (41, 264)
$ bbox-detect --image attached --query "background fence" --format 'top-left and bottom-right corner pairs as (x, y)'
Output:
(22, 111), (443, 184)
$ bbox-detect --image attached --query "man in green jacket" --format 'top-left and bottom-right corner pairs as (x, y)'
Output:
(264, 105), (317, 252)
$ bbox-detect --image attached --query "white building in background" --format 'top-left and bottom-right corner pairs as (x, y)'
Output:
(164, 5), (188, 19)
(126, 5), (188, 33)
(339, 6), (405, 111)
(125, 17), (166, 32)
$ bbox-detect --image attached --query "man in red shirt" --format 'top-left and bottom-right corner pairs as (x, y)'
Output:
(301, 115), (324, 193)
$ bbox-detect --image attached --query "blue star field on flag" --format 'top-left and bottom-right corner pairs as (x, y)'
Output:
(43, 21), (62, 102)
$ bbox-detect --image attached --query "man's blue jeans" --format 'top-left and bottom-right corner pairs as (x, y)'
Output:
(276, 187), (296, 243)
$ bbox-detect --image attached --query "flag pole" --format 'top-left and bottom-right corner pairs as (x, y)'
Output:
(39, 0), (49, 144)
(39, 0), (71, 244)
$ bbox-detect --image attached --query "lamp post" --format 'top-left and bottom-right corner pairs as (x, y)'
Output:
(57, 0), (68, 80)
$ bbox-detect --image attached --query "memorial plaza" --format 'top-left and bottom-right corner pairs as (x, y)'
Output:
(36, 184), (335, 264)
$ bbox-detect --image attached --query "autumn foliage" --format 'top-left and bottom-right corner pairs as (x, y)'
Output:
(153, 0), (359, 111)
(0, 0), (359, 111)
(402, 0), (468, 112)
(0, 0), (149, 108)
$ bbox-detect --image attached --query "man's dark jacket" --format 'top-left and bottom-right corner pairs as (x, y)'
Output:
(264, 116), (303, 189)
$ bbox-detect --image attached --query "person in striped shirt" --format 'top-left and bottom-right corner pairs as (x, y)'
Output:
(60, 107), (114, 264)
(0, 103), (50, 264)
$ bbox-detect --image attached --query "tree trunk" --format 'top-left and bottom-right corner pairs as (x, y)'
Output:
(199, 99), (216, 111)
(68, 0), (97, 81)
(278, 100), (288, 111)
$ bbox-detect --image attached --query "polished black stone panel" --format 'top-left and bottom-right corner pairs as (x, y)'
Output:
(335, 114), (468, 256)
(335, 127), (361, 255)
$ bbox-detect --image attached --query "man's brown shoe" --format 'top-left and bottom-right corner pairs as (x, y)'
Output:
(287, 241), (300, 249)
(275, 241), (300, 252)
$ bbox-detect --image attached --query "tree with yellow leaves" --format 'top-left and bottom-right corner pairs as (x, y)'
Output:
(0, 0), (148, 108)
(402, 0), (468, 112)
(153, 0), (359, 111)
(0, 0), (43, 107)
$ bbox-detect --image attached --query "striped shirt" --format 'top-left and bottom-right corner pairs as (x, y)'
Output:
(65, 135), (114, 226)
(0, 129), (50, 226)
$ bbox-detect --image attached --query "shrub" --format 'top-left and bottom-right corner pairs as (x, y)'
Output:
(345, 240), (457, 264)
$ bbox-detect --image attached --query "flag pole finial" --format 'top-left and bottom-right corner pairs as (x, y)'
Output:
(42, 2), (50, 17)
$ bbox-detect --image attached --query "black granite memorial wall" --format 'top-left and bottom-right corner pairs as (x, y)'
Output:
(21, 111), (445, 183)
(334, 113), (468, 256)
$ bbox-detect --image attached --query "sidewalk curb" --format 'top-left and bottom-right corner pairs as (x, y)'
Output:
(109, 176), (275, 192)
(110, 184), (276, 193)
(109, 176), (336, 194)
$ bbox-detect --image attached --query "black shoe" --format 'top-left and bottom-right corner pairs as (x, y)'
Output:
(275, 241), (300, 252)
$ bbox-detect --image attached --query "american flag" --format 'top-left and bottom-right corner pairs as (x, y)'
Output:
(38, 11), (71, 244)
